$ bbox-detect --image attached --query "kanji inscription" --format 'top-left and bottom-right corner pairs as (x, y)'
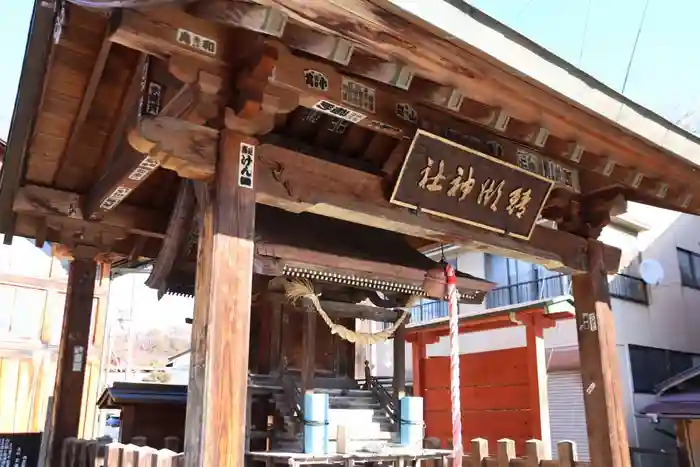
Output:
(390, 130), (554, 240)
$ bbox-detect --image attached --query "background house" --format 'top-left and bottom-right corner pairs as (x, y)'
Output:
(369, 202), (700, 467)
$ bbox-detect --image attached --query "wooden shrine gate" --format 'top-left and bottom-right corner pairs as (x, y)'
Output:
(4, 0), (700, 466)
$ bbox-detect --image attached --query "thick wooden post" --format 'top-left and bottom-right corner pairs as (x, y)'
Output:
(571, 240), (630, 467)
(48, 256), (97, 466)
(525, 320), (551, 457)
(411, 334), (426, 399)
(185, 130), (257, 467)
(301, 306), (317, 395)
(393, 321), (407, 400)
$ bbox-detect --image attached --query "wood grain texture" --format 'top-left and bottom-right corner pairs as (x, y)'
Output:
(254, 143), (619, 273)
(188, 130), (257, 467)
(571, 240), (631, 467)
(145, 179), (196, 292)
(47, 258), (98, 467)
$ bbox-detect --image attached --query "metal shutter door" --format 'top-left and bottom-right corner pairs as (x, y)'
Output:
(548, 371), (590, 461)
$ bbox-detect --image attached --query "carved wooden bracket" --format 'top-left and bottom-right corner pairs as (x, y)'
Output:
(128, 116), (218, 180)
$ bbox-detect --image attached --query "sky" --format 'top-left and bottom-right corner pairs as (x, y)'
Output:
(0, 2), (33, 140)
(466, 0), (700, 129)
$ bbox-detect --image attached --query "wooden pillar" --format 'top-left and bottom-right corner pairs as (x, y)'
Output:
(268, 301), (283, 375)
(301, 305), (317, 395)
(393, 321), (407, 401)
(48, 256), (97, 466)
(411, 334), (426, 399)
(525, 319), (551, 457)
(184, 130), (257, 467)
(571, 240), (630, 467)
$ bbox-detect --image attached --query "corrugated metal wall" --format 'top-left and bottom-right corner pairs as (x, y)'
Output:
(0, 236), (110, 436)
(547, 371), (590, 461)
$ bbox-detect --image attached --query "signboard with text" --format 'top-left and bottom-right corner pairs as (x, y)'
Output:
(0, 433), (42, 467)
(390, 130), (554, 240)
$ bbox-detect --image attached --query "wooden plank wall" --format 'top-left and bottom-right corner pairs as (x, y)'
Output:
(423, 347), (534, 455)
(0, 236), (110, 436)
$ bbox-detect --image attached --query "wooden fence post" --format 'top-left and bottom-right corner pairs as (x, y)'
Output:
(156, 449), (184, 467)
(122, 444), (140, 466)
(105, 443), (124, 467)
(470, 438), (488, 467)
(525, 439), (543, 467)
(137, 446), (158, 467)
(497, 439), (515, 467)
(131, 436), (147, 447)
(557, 441), (578, 467)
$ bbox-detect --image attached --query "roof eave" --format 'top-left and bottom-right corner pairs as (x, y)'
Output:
(386, 0), (700, 168)
(0, 0), (56, 235)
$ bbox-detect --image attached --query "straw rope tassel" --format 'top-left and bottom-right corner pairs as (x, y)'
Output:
(446, 263), (463, 466)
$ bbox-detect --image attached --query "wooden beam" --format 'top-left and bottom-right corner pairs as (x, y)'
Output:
(187, 130), (257, 467)
(47, 256), (98, 466)
(266, 293), (402, 322)
(571, 240), (631, 467)
(126, 117), (620, 273)
(83, 67), (216, 218)
(260, 0), (697, 207)
(54, 31), (113, 185)
(110, 7), (241, 69)
(145, 179), (196, 292)
(252, 144), (619, 273)
(13, 185), (167, 238)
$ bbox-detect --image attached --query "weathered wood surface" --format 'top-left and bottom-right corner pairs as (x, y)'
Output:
(126, 116), (620, 273)
(182, 181), (210, 467)
(390, 130), (554, 240)
(62, 438), (184, 467)
(571, 240), (631, 467)
(13, 184), (168, 239)
(145, 179), (196, 294)
(188, 131), (257, 467)
(48, 258), (98, 467)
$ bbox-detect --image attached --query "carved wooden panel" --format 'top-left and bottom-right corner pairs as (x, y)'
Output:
(390, 130), (554, 240)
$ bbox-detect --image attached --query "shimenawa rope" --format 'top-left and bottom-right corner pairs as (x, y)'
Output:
(284, 279), (416, 345)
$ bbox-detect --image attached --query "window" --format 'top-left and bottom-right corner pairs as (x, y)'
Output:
(484, 254), (570, 308)
(678, 248), (700, 289)
(629, 344), (698, 393)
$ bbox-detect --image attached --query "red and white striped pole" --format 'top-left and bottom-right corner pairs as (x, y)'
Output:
(445, 263), (462, 466)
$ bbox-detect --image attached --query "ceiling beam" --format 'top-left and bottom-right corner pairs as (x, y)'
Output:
(247, 0), (698, 211)
(52, 31), (113, 186)
(14, 185), (167, 239)
(126, 117), (620, 273)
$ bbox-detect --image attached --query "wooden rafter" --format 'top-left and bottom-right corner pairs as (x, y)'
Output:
(14, 185), (167, 239)
(116, 0), (696, 212)
(52, 30), (113, 187)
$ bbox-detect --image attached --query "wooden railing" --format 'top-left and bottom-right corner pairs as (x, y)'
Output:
(364, 360), (398, 427)
(424, 437), (590, 467)
(61, 437), (184, 467)
(281, 374), (304, 423)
